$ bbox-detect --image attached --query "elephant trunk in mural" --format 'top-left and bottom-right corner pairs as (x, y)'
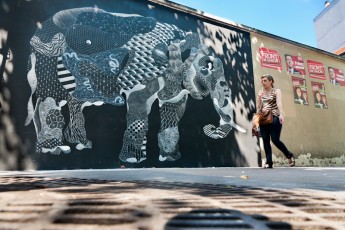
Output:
(183, 46), (246, 139)
(24, 7), (246, 163)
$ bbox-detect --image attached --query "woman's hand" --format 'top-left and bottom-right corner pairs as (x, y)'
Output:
(275, 89), (285, 124)
(279, 114), (284, 124)
(258, 90), (263, 98)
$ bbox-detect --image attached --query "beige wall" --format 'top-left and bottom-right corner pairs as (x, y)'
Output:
(251, 33), (345, 166)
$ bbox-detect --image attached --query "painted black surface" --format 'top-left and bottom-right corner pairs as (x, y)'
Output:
(2, 0), (255, 169)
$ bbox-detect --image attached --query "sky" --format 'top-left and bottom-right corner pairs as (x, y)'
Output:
(171, 0), (328, 48)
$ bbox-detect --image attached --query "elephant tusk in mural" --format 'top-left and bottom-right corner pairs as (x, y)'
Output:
(25, 52), (38, 126)
(24, 7), (246, 163)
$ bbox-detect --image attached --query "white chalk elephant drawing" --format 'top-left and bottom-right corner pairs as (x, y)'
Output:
(25, 7), (246, 163)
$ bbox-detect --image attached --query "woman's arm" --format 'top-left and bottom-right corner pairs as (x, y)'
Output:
(256, 90), (263, 113)
(275, 89), (285, 124)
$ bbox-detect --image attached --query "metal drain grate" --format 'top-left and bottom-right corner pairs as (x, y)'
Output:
(165, 209), (291, 230)
(0, 176), (344, 229)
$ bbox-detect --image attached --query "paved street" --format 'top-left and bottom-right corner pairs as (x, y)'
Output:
(1, 167), (345, 229)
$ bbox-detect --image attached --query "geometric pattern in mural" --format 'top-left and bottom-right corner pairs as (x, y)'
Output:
(25, 7), (246, 163)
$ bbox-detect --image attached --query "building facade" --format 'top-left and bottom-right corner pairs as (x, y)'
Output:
(1, 0), (345, 170)
(314, 0), (345, 54)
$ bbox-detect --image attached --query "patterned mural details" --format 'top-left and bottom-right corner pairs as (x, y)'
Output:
(35, 97), (68, 154)
(24, 7), (246, 163)
(63, 97), (93, 150)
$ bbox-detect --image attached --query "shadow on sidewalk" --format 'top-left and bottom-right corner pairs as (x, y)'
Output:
(1, 175), (342, 229)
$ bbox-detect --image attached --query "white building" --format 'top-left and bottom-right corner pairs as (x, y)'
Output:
(314, 0), (345, 55)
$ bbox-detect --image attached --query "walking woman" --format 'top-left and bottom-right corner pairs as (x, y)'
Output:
(257, 74), (295, 168)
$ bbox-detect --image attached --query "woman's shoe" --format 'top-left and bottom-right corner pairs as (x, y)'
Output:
(263, 163), (273, 169)
(288, 157), (295, 167)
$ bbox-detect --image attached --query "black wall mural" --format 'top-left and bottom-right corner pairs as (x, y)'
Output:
(3, 0), (255, 169)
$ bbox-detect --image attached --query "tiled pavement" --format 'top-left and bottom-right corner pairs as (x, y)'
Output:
(0, 167), (345, 229)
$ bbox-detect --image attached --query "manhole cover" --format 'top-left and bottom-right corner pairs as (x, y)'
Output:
(165, 209), (292, 229)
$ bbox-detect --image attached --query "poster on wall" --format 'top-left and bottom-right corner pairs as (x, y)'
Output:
(259, 47), (282, 70)
(291, 76), (308, 106)
(311, 81), (328, 109)
(307, 60), (326, 80)
(285, 54), (306, 75)
(328, 67), (345, 86)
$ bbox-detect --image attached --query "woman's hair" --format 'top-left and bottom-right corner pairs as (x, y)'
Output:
(261, 74), (274, 87)
(294, 87), (302, 98)
(314, 92), (321, 102)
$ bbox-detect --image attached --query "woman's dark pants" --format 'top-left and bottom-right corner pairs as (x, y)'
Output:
(260, 116), (292, 167)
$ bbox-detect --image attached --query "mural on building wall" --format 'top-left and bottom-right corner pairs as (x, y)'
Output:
(24, 7), (246, 164)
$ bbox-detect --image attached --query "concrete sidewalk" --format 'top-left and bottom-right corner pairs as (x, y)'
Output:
(2, 167), (345, 192)
(1, 167), (345, 229)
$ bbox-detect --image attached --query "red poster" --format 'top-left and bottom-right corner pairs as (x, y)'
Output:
(259, 47), (282, 70)
(307, 60), (326, 80)
(285, 54), (306, 75)
(291, 77), (308, 106)
(328, 67), (345, 86)
(311, 81), (328, 109)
